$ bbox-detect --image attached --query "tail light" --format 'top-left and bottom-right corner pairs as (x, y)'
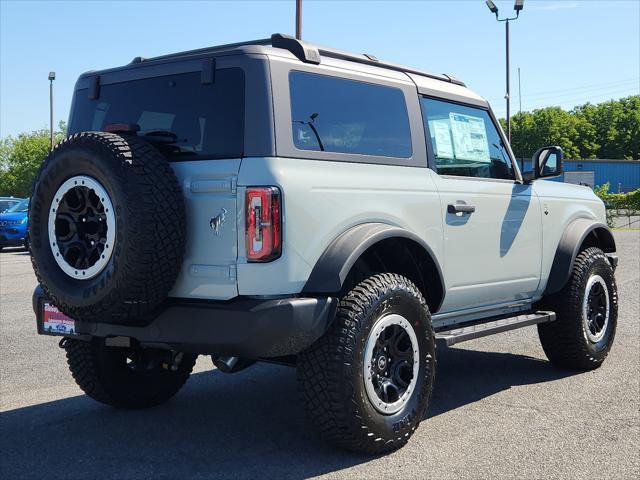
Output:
(246, 187), (282, 262)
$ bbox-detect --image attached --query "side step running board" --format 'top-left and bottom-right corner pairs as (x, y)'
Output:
(435, 311), (556, 347)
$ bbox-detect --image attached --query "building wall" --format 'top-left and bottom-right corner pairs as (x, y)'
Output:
(520, 159), (640, 192)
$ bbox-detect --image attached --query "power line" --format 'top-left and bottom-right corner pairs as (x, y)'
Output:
(486, 78), (639, 103)
(491, 88), (639, 116)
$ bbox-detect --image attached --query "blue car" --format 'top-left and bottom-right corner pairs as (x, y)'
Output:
(0, 196), (22, 213)
(0, 197), (29, 251)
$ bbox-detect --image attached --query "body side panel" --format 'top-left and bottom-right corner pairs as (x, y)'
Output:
(236, 157), (444, 296)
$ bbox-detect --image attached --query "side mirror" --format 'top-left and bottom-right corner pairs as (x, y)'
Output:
(533, 146), (563, 179)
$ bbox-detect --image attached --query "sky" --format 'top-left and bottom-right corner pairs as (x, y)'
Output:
(1, 0), (639, 138)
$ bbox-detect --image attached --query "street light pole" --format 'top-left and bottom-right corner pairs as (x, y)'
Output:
(296, 0), (302, 40)
(48, 71), (56, 151)
(485, 0), (524, 145)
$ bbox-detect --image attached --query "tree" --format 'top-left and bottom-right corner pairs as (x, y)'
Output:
(504, 95), (639, 160)
(0, 122), (66, 197)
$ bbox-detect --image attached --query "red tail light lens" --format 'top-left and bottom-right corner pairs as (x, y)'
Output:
(246, 187), (282, 262)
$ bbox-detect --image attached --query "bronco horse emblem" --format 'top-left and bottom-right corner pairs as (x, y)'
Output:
(209, 208), (227, 236)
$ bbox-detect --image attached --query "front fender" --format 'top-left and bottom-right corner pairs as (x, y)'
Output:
(544, 218), (616, 295)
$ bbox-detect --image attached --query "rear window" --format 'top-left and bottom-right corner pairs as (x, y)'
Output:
(70, 68), (245, 160)
(289, 71), (412, 158)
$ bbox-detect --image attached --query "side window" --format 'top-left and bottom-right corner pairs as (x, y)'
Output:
(289, 71), (412, 158)
(420, 98), (514, 180)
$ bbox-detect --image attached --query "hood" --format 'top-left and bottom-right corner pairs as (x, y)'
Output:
(534, 179), (602, 202)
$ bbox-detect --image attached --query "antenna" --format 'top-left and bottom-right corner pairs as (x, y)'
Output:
(518, 67), (522, 116)
(48, 71), (56, 151)
(518, 66), (523, 170)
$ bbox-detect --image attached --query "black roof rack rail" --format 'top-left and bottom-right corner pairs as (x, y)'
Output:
(133, 37), (273, 64)
(271, 33), (466, 87)
(268, 34), (466, 87)
(130, 33), (466, 87)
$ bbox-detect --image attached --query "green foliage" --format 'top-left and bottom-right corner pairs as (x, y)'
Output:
(593, 182), (640, 227)
(507, 95), (640, 160)
(0, 122), (67, 197)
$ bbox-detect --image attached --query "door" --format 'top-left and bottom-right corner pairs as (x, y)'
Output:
(420, 97), (542, 312)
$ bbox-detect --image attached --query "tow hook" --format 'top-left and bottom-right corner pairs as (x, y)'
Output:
(162, 351), (184, 371)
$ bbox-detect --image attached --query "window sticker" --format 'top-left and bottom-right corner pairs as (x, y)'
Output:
(429, 119), (454, 158)
(449, 113), (490, 162)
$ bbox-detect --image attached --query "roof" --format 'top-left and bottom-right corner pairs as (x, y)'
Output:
(92, 33), (466, 87)
(79, 33), (486, 105)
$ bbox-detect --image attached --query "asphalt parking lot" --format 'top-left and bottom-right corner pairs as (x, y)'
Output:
(1, 230), (638, 479)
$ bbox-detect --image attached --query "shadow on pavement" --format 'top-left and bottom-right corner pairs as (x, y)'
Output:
(1, 348), (576, 479)
(428, 346), (577, 417)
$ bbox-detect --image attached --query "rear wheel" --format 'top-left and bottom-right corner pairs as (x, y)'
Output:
(538, 247), (618, 370)
(62, 338), (196, 409)
(298, 273), (436, 454)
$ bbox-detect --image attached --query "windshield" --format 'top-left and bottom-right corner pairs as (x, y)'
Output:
(6, 198), (29, 213)
(0, 200), (19, 213)
(70, 68), (245, 160)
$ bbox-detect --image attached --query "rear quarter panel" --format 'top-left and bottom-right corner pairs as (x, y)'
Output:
(236, 157), (443, 296)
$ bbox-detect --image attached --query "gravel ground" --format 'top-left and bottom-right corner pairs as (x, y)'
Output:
(1, 230), (638, 479)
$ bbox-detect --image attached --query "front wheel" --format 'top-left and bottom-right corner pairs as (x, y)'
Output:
(62, 338), (197, 409)
(297, 273), (436, 454)
(538, 247), (618, 370)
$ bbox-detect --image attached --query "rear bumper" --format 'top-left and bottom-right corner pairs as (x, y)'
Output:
(32, 286), (338, 357)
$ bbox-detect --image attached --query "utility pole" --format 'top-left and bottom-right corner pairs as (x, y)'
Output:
(296, 0), (302, 40)
(48, 71), (56, 151)
(485, 0), (524, 144)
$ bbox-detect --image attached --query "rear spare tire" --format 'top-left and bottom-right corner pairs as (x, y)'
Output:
(29, 132), (186, 324)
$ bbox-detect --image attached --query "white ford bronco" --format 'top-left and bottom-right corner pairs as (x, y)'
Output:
(30, 34), (618, 453)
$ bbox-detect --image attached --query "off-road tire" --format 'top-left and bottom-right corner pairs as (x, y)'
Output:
(63, 338), (196, 409)
(538, 247), (618, 370)
(29, 132), (186, 324)
(297, 273), (436, 454)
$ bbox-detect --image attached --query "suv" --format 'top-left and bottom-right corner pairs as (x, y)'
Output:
(29, 34), (618, 454)
(0, 197), (29, 251)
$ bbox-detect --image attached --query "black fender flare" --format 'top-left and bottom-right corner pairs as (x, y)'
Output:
(544, 218), (616, 295)
(302, 223), (445, 304)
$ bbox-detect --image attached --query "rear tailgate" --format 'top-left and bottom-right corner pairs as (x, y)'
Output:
(169, 159), (241, 300)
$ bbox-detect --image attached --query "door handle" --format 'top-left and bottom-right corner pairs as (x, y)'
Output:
(447, 203), (476, 214)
